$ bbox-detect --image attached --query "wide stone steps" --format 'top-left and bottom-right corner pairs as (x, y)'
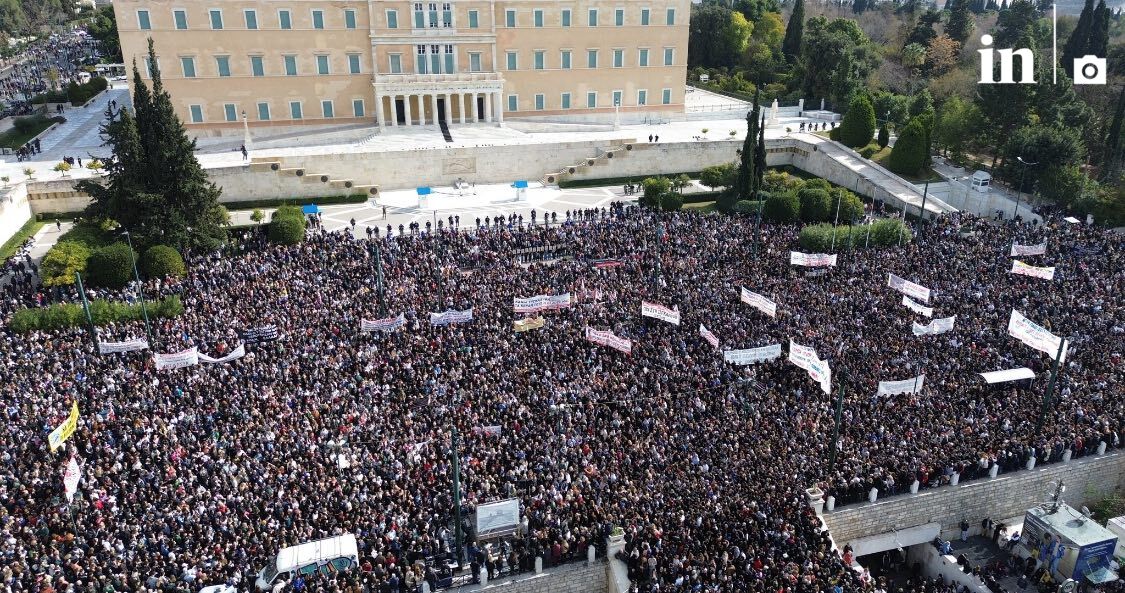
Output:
(248, 157), (379, 197)
(540, 140), (639, 185)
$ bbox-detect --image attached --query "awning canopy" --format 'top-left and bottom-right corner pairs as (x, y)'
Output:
(511, 180), (528, 189)
(979, 367), (1036, 384)
(301, 204), (320, 214)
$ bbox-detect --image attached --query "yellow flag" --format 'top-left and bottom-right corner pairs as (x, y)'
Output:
(48, 401), (79, 453)
(513, 317), (546, 333)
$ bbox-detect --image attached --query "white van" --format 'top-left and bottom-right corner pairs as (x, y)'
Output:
(255, 534), (359, 591)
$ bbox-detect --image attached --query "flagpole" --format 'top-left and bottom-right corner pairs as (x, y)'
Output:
(451, 426), (464, 569)
(1037, 337), (1067, 433)
(75, 272), (98, 354)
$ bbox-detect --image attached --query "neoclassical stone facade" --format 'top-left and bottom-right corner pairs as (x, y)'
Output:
(114, 0), (690, 134)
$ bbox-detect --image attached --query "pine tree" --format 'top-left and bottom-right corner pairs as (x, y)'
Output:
(782, 0), (805, 62)
(79, 39), (226, 251)
(1061, 0), (1094, 78)
(945, 0), (974, 44)
(878, 124), (890, 148)
(888, 118), (928, 175)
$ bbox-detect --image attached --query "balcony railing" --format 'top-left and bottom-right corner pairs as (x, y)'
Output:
(375, 72), (503, 84)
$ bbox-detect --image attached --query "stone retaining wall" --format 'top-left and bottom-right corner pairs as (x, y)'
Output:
(822, 451), (1125, 546)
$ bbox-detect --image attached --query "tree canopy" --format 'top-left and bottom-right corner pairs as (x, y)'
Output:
(78, 39), (226, 252)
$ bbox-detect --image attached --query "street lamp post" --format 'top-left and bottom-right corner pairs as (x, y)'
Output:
(613, 99), (620, 131)
(1036, 337), (1068, 434)
(120, 231), (153, 346)
(1012, 156), (1038, 221)
(451, 426), (464, 569)
(826, 369), (846, 478)
(242, 110), (252, 152)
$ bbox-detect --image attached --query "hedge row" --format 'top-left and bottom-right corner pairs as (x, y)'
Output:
(9, 295), (184, 334)
(558, 172), (703, 189)
(67, 77), (108, 105)
(797, 218), (914, 252)
(226, 193), (369, 211)
(39, 222), (186, 288)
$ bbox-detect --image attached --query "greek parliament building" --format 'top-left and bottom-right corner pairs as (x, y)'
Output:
(114, 0), (691, 135)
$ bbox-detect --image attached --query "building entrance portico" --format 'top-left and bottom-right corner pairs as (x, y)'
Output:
(374, 73), (505, 129)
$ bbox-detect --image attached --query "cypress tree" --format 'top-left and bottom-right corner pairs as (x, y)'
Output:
(1088, 0), (1109, 58)
(1061, 0), (1094, 78)
(946, 0), (974, 43)
(782, 0), (805, 62)
(754, 112), (767, 195)
(737, 108), (757, 200)
(1104, 85), (1125, 181)
(838, 94), (877, 148)
(888, 118), (928, 176)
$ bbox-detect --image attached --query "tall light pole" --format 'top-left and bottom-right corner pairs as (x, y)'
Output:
(242, 110), (252, 151)
(1012, 156), (1037, 221)
(826, 369), (846, 478)
(1036, 337), (1068, 434)
(613, 98), (620, 131)
(119, 231), (153, 346)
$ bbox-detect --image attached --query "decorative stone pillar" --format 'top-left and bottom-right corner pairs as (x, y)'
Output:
(825, 496), (836, 512)
(404, 94), (413, 126)
(534, 556), (543, 574)
(1063, 449), (1072, 463)
(910, 480), (920, 494)
(951, 472), (960, 485)
(471, 92), (480, 122)
(387, 96), (397, 127)
(798, 98), (805, 114)
(1097, 441), (1107, 455)
(868, 487), (878, 503)
(1026, 457), (1037, 470)
(458, 93), (466, 124)
(484, 92), (493, 123)
(375, 93), (385, 129)
(806, 486), (825, 517)
(429, 93), (438, 126)
(989, 464), (999, 478)
(443, 93), (452, 125)
(587, 545), (596, 566)
(494, 91), (504, 125)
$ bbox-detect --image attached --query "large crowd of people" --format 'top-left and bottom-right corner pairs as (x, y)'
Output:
(0, 31), (99, 109)
(0, 204), (1121, 593)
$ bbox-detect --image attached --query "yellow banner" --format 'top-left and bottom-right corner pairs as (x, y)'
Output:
(48, 401), (79, 453)
(513, 317), (546, 333)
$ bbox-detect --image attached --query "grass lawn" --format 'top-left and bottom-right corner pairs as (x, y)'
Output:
(0, 219), (44, 263)
(0, 117), (56, 149)
(682, 201), (717, 214)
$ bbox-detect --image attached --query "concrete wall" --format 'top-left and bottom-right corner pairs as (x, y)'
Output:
(472, 561), (608, 593)
(0, 182), (32, 247)
(822, 451), (1125, 548)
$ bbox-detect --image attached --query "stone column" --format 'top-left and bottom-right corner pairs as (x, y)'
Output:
(443, 93), (452, 125)
(429, 93), (438, 126)
(458, 93), (466, 124)
(484, 91), (493, 123)
(375, 92), (385, 129)
(404, 94), (413, 126)
(471, 92), (479, 122)
(387, 96), (397, 127)
(494, 91), (504, 124)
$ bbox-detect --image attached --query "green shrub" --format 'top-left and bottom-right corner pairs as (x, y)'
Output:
(733, 200), (766, 214)
(798, 218), (913, 251)
(268, 216), (307, 245)
(829, 188), (866, 223)
(141, 245), (186, 279)
(838, 94), (877, 148)
(858, 143), (881, 159)
(7, 295), (184, 333)
(12, 114), (49, 134)
(798, 188), (832, 222)
(40, 241), (91, 287)
(763, 192), (800, 223)
(641, 177), (672, 209)
(272, 204), (305, 221)
(700, 163), (737, 190)
(86, 242), (137, 288)
(661, 193), (684, 211)
(888, 118), (927, 176)
(869, 217), (913, 245)
(763, 170), (805, 194)
(877, 124), (890, 149)
(804, 178), (832, 191)
(67, 76), (108, 105)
